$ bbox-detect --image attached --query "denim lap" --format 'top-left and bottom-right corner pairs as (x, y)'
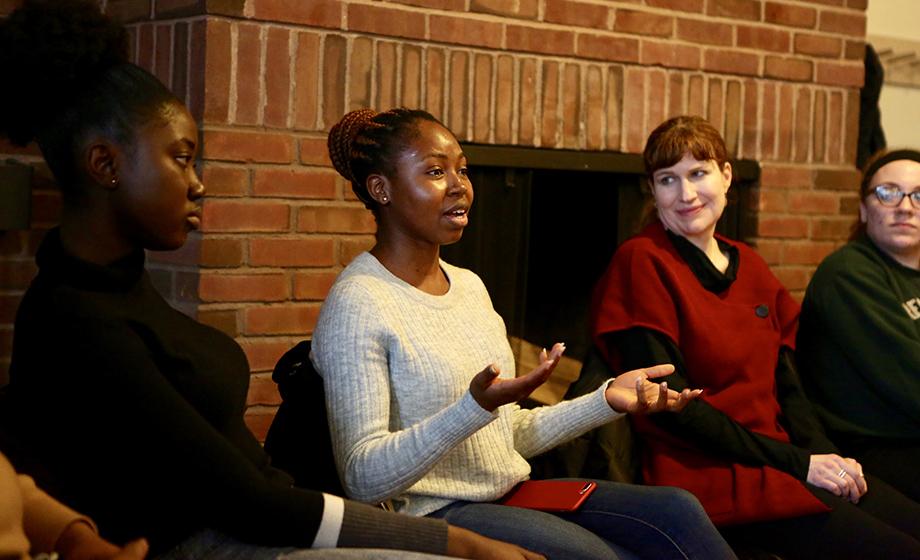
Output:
(427, 480), (735, 560)
(429, 500), (626, 560)
(558, 481), (734, 560)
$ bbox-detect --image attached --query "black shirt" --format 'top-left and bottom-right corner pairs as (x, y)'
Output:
(6, 230), (329, 552)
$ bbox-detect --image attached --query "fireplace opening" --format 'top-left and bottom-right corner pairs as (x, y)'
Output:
(440, 145), (758, 403)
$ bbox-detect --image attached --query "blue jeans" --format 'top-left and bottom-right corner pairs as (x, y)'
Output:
(428, 480), (736, 560)
(156, 529), (452, 560)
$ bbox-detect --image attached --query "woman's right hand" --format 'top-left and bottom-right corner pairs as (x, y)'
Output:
(806, 454), (868, 504)
(469, 344), (565, 412)
(446, 525), (545, 559)
(604, 364), (702, 414)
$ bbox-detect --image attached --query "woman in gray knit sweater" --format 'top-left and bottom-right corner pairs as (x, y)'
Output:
(312, 108), (736, 560)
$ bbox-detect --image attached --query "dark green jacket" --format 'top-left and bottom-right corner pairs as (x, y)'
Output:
(797, 236), (920, 443)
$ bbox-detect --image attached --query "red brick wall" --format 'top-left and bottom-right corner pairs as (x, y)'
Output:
(0, 0), (868, 437)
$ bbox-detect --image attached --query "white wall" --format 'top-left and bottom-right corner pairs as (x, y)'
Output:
(878, 86), (920, 149)
(867, 0), (920, 40)
(868, 0), (920, 148)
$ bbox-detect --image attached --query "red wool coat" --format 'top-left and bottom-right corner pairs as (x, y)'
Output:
(592, 222), (828, 526)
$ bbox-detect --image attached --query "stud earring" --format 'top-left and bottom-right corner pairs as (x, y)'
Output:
(111, 176), (118, 186)
(381, 196), (389, 203)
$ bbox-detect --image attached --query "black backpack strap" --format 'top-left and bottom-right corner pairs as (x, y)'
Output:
(264, 340), (345, 496)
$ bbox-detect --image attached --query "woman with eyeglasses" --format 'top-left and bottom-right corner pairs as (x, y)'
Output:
(797, 150), (920, 505)
(591, 119), (920, 559)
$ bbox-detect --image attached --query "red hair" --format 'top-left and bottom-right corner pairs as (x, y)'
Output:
(643, 116), (729, 178)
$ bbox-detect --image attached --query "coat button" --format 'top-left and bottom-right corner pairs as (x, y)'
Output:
(755, 304), (769, 318)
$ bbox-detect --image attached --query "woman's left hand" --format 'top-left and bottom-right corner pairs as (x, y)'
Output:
(604, 365), (703, 414)
(806, 454), (868, 504)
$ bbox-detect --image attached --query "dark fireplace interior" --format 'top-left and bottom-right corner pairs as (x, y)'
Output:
(441, 145), (759, 371)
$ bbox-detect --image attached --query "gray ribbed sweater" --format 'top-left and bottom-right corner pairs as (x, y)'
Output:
(312, 252), (621, 517)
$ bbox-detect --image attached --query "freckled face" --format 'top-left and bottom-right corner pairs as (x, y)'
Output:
(113, 103), (205, 251)
(861, 159), (920, 267)
(382, 120), (473, 247)
(650, 153), (732, 247)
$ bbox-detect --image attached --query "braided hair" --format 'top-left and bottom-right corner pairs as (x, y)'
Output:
(327, 108), (442, 209)
(0, 0), (181, 197)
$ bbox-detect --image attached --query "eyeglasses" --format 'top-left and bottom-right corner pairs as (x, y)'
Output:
(872, 184), (920, 209)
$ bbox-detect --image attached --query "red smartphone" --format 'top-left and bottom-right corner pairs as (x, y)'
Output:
(500, 480), (597, 512)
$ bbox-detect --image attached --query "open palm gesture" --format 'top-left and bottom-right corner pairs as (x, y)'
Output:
(605, 365), (702, 414)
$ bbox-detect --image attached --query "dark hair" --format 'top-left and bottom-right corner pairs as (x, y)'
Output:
(850, 148), (920, 240)
(643, 116), (729, 179)
(327, 108), (443, 209)
(637, 116), (730, 229)
(0, 0), (181, 196)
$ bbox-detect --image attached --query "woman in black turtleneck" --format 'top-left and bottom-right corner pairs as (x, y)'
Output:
(0, 2), (539, 559)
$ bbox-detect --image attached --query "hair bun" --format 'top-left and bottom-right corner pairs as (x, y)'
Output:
(327, 109), (378, 184)
(0, 0), (129, 145)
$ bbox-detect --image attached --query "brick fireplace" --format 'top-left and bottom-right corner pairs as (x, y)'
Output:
(0, 0), (868, 437)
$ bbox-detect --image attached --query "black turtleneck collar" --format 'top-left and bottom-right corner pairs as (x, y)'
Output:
(665, 228), (739, 293)
(35, 228), (146, 292)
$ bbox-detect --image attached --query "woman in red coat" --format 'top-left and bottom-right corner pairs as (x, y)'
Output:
(591, 115), (920, 559)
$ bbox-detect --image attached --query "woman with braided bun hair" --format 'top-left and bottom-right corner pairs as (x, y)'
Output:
(0, 2), (545, 559)
(312, 108), (736, 560)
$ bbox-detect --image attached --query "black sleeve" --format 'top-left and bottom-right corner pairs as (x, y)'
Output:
(27, 319), (447, 553)
(774, 348), (839, 455)
(605, 328), (812, 480)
